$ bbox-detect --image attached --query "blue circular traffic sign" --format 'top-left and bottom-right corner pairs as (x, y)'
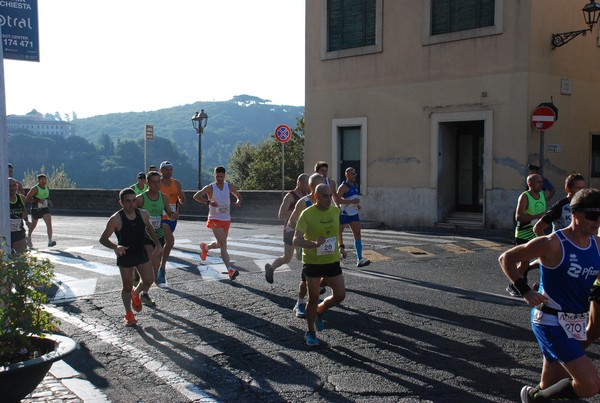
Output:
(275, 124), (292, 143)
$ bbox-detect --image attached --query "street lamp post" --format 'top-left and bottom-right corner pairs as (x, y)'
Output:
(191, 109), (208, 189)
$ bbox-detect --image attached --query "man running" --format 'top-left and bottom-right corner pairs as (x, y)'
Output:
(337, 167), (370, 268)
(533, 173), (586, 236)
(264, 173), (309, 283)
(131, 172), (148, 196)
(99, 188), (163, 326)
(157, 161), (185, 286)
(25, 173), (56, 248)
(135, 171), (174, 304)
(314, 161), (338, 205)
(194, 166), (242, 281)
(506, 173), (546, 296)
(9, 177), (30, 254)
(499, 188), (600, 402)
(8, 163), (24, 195)
(287, 173), (325, 318)
(293, 183), (346, 346)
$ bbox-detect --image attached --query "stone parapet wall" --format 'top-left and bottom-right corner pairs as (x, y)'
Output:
(42, 189), (285, 224)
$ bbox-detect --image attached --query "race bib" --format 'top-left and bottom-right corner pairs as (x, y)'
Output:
(558, 312), (588, 341)
(10, 218), (21, 232)
(37, 200), (48, 208)
(169, 203), (177, 213)
(217, 204), (230, 215)
(149, 215), (162, 229)
(316, 237), (336, 256)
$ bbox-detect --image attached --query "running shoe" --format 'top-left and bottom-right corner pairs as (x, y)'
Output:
(124, 311), (137, 327)
(228, 268), (239, 281)
(48, 240), (57, 247)
(520, 385), (534, 403)
(131, 291), (142, 312)
(315, 312), (325, 331)
(305, 331), (320, 346)
(506, 283), (521, 297)
(156, 268), (167, 287)
(357, 258), (371, 268)
(200, 242), (208, 261)
(293, 301), (306, 318)
(264, 263), (274, 284)
(140, 292), (156, 307)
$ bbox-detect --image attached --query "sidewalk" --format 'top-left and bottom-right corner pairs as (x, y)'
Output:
(22, 360), (109, 403)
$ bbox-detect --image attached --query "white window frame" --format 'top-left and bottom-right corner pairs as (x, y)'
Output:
(321, 0), (383, 60)
(422, 0), (504, 46)
(332, 117), (368, 194)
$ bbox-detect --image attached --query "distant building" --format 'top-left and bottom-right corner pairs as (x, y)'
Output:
(305, 1), (600, 229)
(7, 109), (74, 137)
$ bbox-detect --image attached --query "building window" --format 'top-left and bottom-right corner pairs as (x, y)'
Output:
(332, 117), (368, 193)
(328, 0), (376, 51)
(591, 134), (600, 178)
(321, 0), (382, 60)
(431, 0), (495, 35)
(422, 0), (503, 45)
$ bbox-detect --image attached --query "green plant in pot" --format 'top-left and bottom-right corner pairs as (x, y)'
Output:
(0, 249), (77, 402)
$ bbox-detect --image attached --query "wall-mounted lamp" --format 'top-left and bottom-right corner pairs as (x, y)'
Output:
(552, 0), (600, 48)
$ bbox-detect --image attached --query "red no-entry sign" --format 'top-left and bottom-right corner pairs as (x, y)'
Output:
(531, 106), (557, 130)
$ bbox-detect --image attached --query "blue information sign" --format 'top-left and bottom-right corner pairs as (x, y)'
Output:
(1, 0), (39, 61)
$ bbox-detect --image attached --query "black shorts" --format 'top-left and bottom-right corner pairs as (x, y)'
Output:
(116, 249), (149, 268)
(32, 207), (50, 220)
(283, 227), (294, 246)
(144, 236), (165, 247)
(11, 229), (25, 246)
(302, 261), (342, 278)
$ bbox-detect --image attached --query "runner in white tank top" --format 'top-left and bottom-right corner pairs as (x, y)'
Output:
(193, 166), (242, 280)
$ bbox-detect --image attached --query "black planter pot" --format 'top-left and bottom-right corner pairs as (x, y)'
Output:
(0, 334), (77, 403)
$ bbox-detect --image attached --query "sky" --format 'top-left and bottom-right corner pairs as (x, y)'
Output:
(3, 0), (306, 119)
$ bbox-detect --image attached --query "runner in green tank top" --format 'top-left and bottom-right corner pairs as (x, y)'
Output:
(131, 172), (149, 195)
(25, 173), (56, 248)
(506, 173), (547, 297)
(135, 171), (174, 305)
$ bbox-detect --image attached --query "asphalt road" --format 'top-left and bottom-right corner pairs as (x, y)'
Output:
(29, 215), (600, 402)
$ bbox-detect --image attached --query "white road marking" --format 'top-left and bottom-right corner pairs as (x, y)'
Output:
(50, 278), (98, 302)
(34, 251), (119, 276)
(45, 307), (218, 402)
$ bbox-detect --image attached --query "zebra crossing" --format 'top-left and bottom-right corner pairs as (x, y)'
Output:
(36, 230), (505, 303)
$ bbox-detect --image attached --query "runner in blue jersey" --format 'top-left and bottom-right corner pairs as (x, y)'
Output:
(337, 167), (370, 268)
(500, 188), (600, 402)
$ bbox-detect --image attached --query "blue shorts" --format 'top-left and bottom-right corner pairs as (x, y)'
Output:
(531, 322), (585, 364)
(340, 214), (360, 225)
(162, 219), (177, 233)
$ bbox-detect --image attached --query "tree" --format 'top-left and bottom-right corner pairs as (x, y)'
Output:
(229, 116), (304, 190)
(23, 164), (76, 189)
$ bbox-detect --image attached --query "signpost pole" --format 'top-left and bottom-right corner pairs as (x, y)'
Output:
(281, 142), (285, 196)
(539, 130), (545, 176)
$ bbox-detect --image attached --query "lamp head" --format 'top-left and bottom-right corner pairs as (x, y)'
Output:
(583, 0), (600, 29)
(191, 109), (209, 130)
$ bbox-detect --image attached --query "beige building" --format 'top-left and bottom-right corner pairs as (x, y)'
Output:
(305, 0), (600, 229)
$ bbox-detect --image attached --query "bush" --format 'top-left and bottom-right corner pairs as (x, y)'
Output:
(0, 249), (58, 364)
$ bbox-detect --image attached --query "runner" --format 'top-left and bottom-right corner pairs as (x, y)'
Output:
(9, 177), (30, 254)
(131, 172), (148, 196)
(314, 161), (338, 205)
(337, 167), (370, 268)
(293, 183), (346, 346)
(264, 173), (309, 284)
(194, 166), (242, 281)
(25, 173), (56, 248)
(158, 161), (185, 286)
(99, 188), (163, 326)
(287, 173), (325, 318)
(499, 188), (600, 402)
(8, 163), (25, 195)
(135, 171), (174, 304)
(506, 173), (546, 296)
